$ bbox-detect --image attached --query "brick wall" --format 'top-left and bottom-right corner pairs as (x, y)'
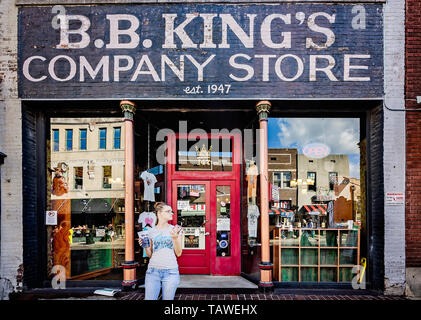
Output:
(406, 0), (421, 268)
(0, 0), (23, 300)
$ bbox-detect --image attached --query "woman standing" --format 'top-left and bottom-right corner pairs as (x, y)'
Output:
(138, 202), (183, 300)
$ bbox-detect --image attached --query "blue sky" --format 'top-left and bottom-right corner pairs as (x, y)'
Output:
(268, 118), (360, 179)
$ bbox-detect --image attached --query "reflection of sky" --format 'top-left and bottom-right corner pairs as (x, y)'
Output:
(268, 118), (360, 179)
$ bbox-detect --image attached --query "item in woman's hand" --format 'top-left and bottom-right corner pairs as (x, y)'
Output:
(138, 231), (150, 248)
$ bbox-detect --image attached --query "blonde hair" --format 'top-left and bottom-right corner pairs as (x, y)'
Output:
(153, 201), (168, 214)
(153, 202), (169, 225)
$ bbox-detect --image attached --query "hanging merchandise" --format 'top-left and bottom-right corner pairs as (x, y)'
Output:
(140, 171), (157, 202)
(247, 204), (260, 238)
(138, 211), (157, 229)
(246, 160), (258, 205)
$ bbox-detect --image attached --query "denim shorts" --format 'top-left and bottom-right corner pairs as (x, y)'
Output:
(144, 267), (180, 300)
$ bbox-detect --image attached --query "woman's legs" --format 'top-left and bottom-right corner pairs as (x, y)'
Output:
(144, 268), (161, 300)
(161, 268), (180, 300)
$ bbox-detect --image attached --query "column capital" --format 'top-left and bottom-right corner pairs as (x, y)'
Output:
(120, 100), (137, 120)
(256, 100), (271, 120)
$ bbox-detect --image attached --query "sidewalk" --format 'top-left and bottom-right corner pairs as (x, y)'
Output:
(118, 292), (408, 301)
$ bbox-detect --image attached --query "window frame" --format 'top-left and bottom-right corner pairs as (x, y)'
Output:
(113, 127), (121, 149)
(74, 166), (83, 190)
(52, 129), (59, 152)
(65, 129), (73, 151)
(79, 128), (87, 151)
(103, 165), (112, 189)
(99, 128), (107, 150)
(307, 171), (317, 191)
(273, 171), (292, 189)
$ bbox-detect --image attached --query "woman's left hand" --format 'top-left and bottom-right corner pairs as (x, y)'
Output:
(170, 225), (183, 240)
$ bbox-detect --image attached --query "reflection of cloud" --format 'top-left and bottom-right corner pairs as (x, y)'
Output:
(349, 160), (360, 179)
(269, 118), (361, 178)
(270, 118), (360, 154)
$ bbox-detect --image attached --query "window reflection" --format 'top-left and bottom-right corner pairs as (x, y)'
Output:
(268, 118), (363, 283)
(48, 117), (125, 280)
(176, 138), (233, 172)
(176, 185), (206, 250)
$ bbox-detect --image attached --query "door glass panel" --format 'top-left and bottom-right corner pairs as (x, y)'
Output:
(177, 184), (206, 250)
(176, 138), (233, 172)
(216, 185), (231, 257)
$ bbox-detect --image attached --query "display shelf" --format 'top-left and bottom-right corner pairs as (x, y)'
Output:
(273, 228), (360, 283)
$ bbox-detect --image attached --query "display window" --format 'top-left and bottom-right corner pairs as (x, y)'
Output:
(244, 117), (365, 284)
(47, 117), (126, 280)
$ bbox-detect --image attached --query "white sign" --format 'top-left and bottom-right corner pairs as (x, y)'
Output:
(177, 200), (190, 210)
(45, 211), (58, 225)
(217, 218), (231, 231)
(385, 192), (405, 205)
(271, 185), (280, 201)
(96, 229), (106, 237)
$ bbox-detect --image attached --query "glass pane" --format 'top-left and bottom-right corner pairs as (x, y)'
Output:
(320, 249), (337, 266)
(301, 267), (317, 282)
(53, 129), (59, 152)
(320, 230), (338, 247)
(339, 230), (358, 247)
(300, 230), (319, 247)
(339, 267), (354, 282)
(176, 137), (232, 172)
(49, 117), (125, 280)
(99, 128), (107, 149)
(177, 184), (207, 250)
(281, 248), (299, 265)
(340, 249), (358, 265)
(114, 127), (121, 149)
(103, 166), (112, 189)
(80, 129), (87, 150)
(301, 249), (318, 265)
(320, 267), (337, 282)
(66, 129), (73, 151)
(216, 185), (231, 257)
(280, 229), (300, 247)
(281, 267), (299, 282)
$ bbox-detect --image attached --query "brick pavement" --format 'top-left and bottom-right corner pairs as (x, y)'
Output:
(118, 292), (407, 301)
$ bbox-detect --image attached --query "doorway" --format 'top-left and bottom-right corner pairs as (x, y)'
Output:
(166, 133), (242, 275)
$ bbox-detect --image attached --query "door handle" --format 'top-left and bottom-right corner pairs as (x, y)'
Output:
(205, 232), (210, 236)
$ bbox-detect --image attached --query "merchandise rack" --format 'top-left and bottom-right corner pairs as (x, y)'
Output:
(272, 228), (360, 283)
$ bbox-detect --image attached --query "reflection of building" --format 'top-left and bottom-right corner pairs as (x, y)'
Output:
(51, 118), (125, 200)
(297, 154), (350, 208)
(50, 118), (126, 279)
(268, 149), (297, 209)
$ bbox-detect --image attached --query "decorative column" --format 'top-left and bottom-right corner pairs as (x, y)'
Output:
(256, 100), (274, 292)
(120, 100), (138, 290)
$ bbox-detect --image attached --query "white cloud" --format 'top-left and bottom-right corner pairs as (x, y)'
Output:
(271, 118), (360, 155)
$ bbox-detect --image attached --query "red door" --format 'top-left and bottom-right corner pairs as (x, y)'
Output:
(167, 132), (241, 275)
(172, 180), (211, 274)
(210, 180), (241, 275)
(170, 180), (241, 275)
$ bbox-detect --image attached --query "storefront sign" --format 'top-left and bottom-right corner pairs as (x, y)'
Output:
(18, 4), (383, 99)
(385, 192), (405, 206)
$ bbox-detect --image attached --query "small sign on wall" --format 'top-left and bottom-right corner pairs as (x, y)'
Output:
(45, 211), (57, 225)
(385, 192), (405, 205)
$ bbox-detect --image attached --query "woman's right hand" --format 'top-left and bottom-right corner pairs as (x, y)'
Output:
(138, 238), (143, 247)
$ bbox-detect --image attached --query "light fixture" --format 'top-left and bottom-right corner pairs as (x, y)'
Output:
(290, 178), (314, 186)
